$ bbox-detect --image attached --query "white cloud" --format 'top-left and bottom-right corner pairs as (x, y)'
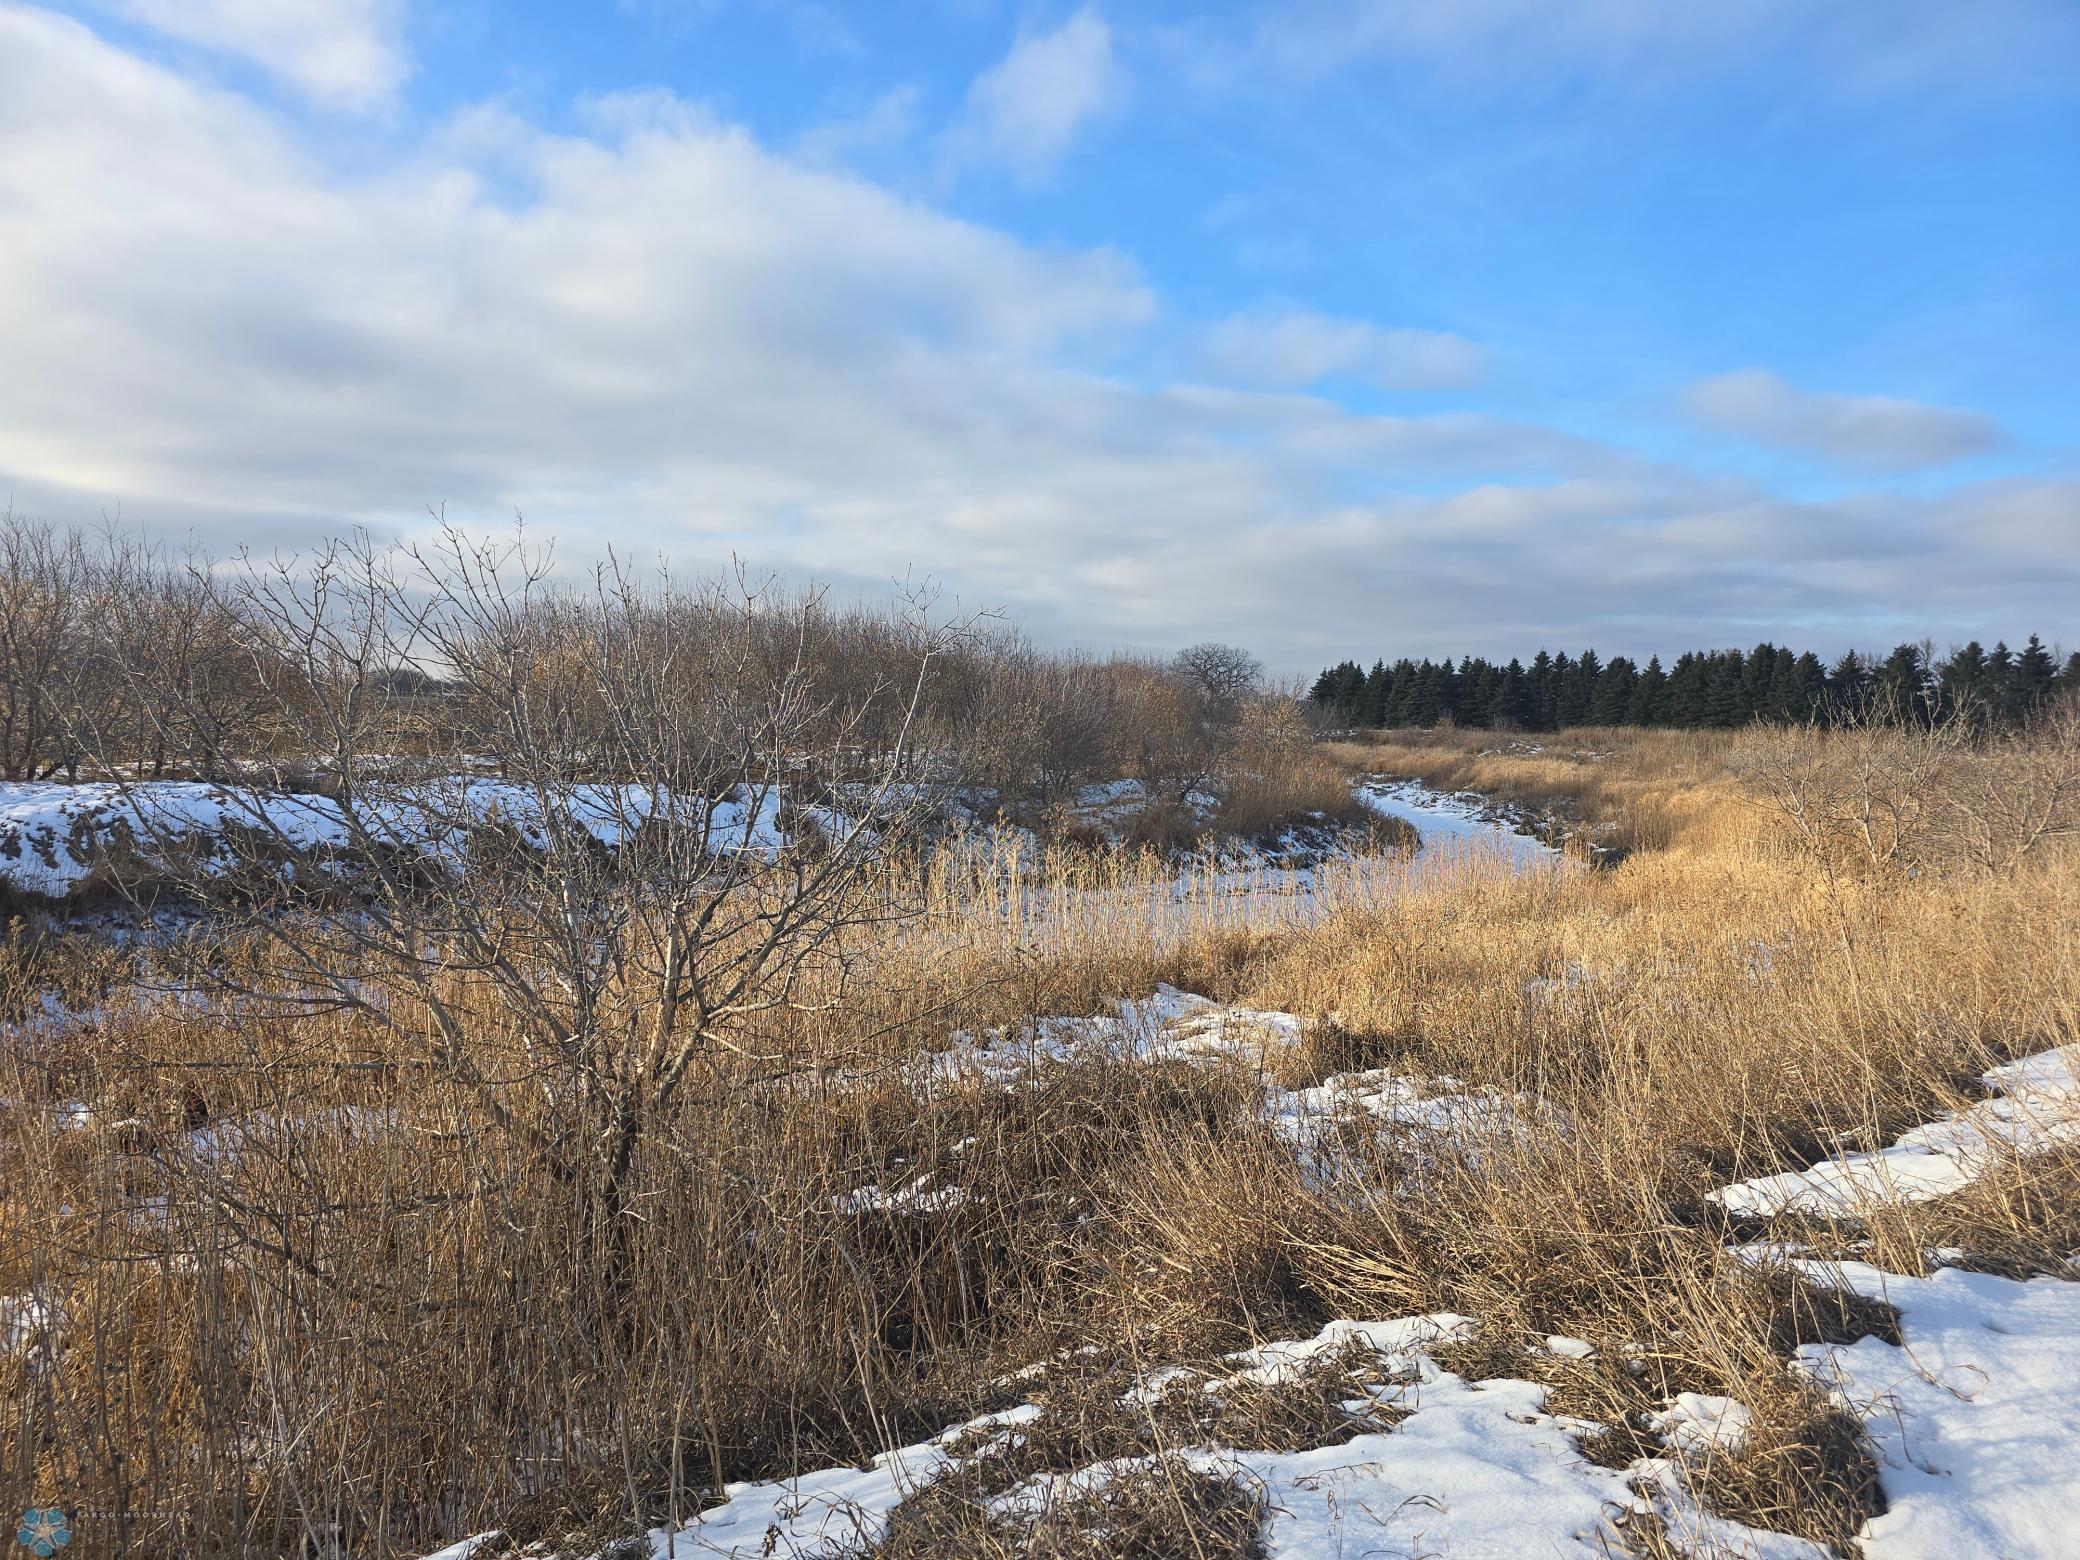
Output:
(950, 6), (1124, 181)
(95, 0), (408, 112)
(0, 6), (2069, 671)
(1684, 369), (2003, 470)
(1199, 307), (1485, 392)
(1932, 475), (2080, 562)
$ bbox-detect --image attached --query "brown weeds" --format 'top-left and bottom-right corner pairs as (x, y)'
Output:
(3, 726), (2075, 1555)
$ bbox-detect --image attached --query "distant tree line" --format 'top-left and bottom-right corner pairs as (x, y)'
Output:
(1309, 637), (2080, 732)
(0, 516), (1299, 824)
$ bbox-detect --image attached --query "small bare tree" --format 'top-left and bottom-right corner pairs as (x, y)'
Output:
(1169, 641), (1263, 723)
(87, 536), (288, 779)
(947, 635), (1120, 816)
(99, 529), (973, 1282)
(1734, 718), (1949, 876)
(0, 512), (94, 780)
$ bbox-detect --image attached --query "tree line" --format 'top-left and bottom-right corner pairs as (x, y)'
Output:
(0, 516), (1300, 829)
(1310, 637), (2080, 732)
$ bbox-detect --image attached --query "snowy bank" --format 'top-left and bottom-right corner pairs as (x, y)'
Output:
(1355, 778), (1557, 866)
(1790, 1261), (2080, 1558)
(0, 777), (795, 902)
(1714, 1045), (2080, 1218)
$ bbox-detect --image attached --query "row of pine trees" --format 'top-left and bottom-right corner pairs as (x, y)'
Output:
(1309, 637), (2079, 732)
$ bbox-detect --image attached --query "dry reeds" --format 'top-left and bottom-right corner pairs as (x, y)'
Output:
(3, 724), (2076, 1556)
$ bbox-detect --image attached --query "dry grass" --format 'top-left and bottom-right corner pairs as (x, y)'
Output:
(1326, 725), (1754, 856)
(872, 1340), (1397, 1557)
(1208, 745), (1376, 846)
(3, 725), (2077, 1556)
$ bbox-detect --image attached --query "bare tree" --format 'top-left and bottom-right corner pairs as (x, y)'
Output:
(1116, 659), (1222, 811)
(1169, 641), (1263, 722)
(1735, 700), (2080, 878)
(1934, 699), (2080, 874)
(942, 634), (1120, 816)
(99, 529), (975, 1283)
(86, 536), (289, 779)
(1734, 716), (1951, 877)
(0, 512), (93, 779)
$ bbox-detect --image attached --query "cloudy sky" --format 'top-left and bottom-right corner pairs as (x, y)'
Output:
(2, 1), (2076, 670)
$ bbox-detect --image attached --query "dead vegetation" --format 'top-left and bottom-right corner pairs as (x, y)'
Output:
(3, 531), (2078, 1555)
(872, 1339), (1398, 1559)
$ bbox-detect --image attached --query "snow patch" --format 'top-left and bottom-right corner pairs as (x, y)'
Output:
(1713, 1045), (2080, 1218)
(0, 778), (803, 901)
(1356, 778), (1557, 865)
(1650, 1393), (1753, 1461)
(1791, 1261), (2080, 1558)
(834, 1172), (968, 1215)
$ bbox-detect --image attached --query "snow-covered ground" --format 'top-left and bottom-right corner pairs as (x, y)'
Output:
(0, 777), (802, 900)
(1715, 1047), (2080, 1217)
(408, 987), (2080, 1559)
(1708, 1045), (2080, 1555)
(572, 1312), (1813, 1560)
(1356, 777), (1555, 866)
(1786, 1260), (2080, 1559)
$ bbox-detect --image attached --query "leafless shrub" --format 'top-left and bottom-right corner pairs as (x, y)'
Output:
(1169, 642), (1263, 722)
(95, 532), (980, 1270)
(1734, 703), (2080, 877)
(940, 635), (1122, 817)
(1934, 699), (2080, 874)
(0, 512), (96, 780)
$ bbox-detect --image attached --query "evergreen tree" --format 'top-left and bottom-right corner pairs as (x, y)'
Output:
(2017, 634), (2058, 715)
(1742, 643), (1778, 721)
(1557, 650), (1597, 727)
(1703, 649), (1748, 728)
(1793, 651), (1827, 721)
(1517, 651), (1546, 730)
(1827, 650), (1870, 718)
(1384, 659), (1418, 726)
(1986, 642), (2018, 723)
(1939, 641), (1989, 723)
(1458, 657), (1496, 728)
(1489, 659), (1530, 728)
(1627, 655), (1668, 725)
(1361, 660), (1391, 726)
(1437, 658), (1464, 725)
(1665, 652), (1709, 727)
(1550, 651), (1579, 728)
(1876, 644), (1932, 725)
(1309, 661), (1366, 721)
(1588, 656), (1636, 725)
(1763, 646), (1804, 722)
(1412, 660), (1449, 725)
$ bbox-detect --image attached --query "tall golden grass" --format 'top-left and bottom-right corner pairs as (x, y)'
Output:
(1325, 724), (1754, 856)
(2, 725), (2075, 1555)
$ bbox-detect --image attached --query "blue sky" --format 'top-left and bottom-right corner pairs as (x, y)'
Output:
(2, 1), (2076, 669)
